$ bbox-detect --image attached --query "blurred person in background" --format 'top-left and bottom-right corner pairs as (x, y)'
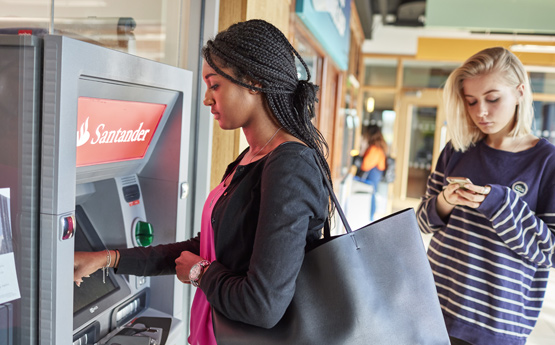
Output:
(357, 124), (386, 221)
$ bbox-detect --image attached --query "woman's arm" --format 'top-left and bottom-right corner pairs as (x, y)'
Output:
(74, 234), (201, 286)
(74, 250), (118, 286)
(116, 236), (201, 276)
(479, 184), (555, 267)
(416, 146), (454, 233)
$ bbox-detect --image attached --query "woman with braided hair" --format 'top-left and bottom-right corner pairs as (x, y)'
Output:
(74, 19), (332, 344)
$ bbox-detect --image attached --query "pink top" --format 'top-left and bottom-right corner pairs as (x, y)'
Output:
(187, 181), (226, 345)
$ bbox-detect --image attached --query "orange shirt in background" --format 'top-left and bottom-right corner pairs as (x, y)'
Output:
(361, 145), (386, 171)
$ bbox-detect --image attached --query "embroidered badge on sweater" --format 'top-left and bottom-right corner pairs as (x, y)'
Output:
(512, 181), (528, 196)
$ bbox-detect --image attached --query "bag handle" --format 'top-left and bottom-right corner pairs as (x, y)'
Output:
(316, 159), (355, 237)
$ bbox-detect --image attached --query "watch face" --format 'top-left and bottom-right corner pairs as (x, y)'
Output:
(191, 264), (202, 279)
(189, 260), (210, 287)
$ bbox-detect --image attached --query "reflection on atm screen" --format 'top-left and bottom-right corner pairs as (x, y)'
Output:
(73, 209), (119, 313)
(73, 205), (132, 331)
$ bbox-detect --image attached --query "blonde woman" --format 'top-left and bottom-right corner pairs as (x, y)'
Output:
(417, 47), (555, 345)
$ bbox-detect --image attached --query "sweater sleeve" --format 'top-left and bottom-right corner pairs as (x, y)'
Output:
(478, 184), (555, 267)
(115, 234), (201, 276)
(416, 145), (453, 234)
(200, 149), (328, 328)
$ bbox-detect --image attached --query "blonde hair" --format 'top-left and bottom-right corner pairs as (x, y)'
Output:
(444, 47), (534, 152)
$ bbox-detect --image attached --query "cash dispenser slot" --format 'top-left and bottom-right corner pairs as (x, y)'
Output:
(112, 289), (149, 328)
(72, 321), (100, 345)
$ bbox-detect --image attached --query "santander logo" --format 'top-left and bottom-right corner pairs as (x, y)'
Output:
(76, 117), (91, 147)
(76, 97), (166, 167)
(76, 116), (151, 147)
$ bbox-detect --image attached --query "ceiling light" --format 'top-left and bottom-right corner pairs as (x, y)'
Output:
(510, 44), (555, 54)
(366, 97), (375, 113)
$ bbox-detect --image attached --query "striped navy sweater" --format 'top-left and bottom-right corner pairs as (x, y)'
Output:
(416, 139), (555, 345)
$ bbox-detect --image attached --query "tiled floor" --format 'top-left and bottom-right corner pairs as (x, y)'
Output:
(339, 178), (555, 344)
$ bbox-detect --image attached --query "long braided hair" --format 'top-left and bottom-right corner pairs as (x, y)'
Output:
(202, 19), (334, 213)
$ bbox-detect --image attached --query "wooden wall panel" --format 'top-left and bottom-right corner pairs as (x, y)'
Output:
(218, 0), (247, 30)
(246, 1), (291, 37)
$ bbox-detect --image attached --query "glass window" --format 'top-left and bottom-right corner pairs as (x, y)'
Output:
(407, 106), (436, 199)
(362, 91), (395, 124)
(530, 72), (555, 94)
(533, 100), (555, 144)
(0, 0), (50, 31)
(363, 58), (397, 87)
(294, 34), (321, 84)
(362, 91), (395, 149)
(293, 32), (323, 124)
(403, 60), (458, 88)
(0, 0), (184, 66)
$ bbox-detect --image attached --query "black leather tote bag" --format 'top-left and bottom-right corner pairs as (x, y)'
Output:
(212, 164), (449, 345)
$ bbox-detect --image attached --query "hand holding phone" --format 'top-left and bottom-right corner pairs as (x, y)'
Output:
(446, 177), (472, 188)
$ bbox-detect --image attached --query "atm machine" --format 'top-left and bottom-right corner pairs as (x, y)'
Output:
(0, 33), (193, 345)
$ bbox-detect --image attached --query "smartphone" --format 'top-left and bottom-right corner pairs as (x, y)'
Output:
(446, 177), (472, 188)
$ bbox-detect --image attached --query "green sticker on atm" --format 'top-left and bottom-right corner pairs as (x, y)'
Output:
(135, 221), (153, 247)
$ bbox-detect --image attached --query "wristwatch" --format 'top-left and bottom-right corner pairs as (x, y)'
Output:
(189, 260), (211, 287)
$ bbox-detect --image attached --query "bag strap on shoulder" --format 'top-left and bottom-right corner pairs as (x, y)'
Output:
(316, 158), (354, 236)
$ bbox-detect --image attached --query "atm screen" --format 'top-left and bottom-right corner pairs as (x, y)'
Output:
(73, 209), (119, 313)
(73, 205), (131, 329)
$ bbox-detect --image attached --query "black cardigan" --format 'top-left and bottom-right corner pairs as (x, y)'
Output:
(117, 142), (329, 328)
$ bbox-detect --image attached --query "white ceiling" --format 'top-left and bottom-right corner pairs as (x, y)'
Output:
(362, 15), (555, 56)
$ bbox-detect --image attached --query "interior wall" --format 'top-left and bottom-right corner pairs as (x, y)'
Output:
(417, 37), (555, 66)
